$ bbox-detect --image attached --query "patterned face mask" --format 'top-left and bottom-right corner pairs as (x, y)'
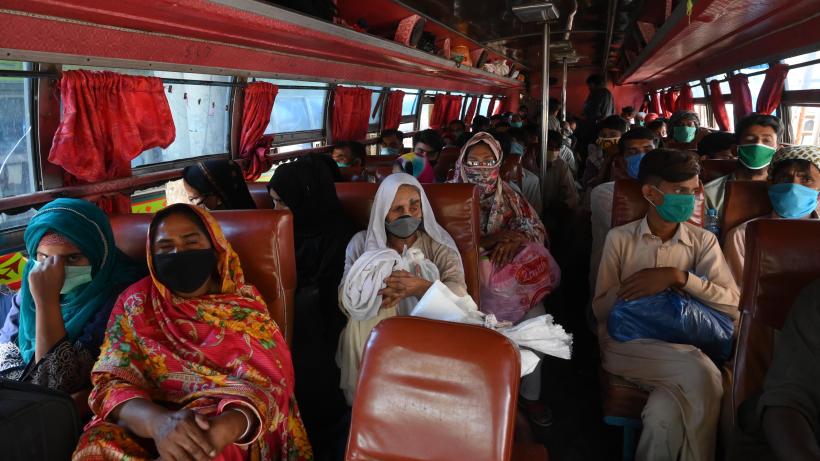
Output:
(463, 165), (500, 195)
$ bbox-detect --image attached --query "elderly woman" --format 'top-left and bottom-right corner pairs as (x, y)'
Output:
(336, 173), (467, 404)
(0, 198), (142, 395)
(183, 159), (257, 210)
(450, 132), (557, 427)
(72, 204), (311, 461)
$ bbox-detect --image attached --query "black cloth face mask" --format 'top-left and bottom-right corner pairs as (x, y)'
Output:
(385, 215), (422, 239)
(153, 249), (217, 294)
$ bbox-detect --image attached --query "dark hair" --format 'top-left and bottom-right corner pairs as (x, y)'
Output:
(412, 129), (443, 152)
(490, 130), (512, 155)
(622, 106), (635, 114)
(548, 97), (561, 113)
(587, 74), (605, 86)
(647, 119), (667, 131)
(638, 148), (701, 184)
(566, 114), (580, 124)
(496, 121), (511, 129)
(598, 115), (630, 135)
(448, 119), (467, 130)
(508, 127), (528, 144)
(150, 204), (212, 248)
(546, 130), (564, 151)
(490, 114), (504, 121)
(771, 158), (815, 180)
(519, 105), (528, 111)
(336, 141), (367, 162)
(668, 110), (700, 129)
(697, 131), (735, 158)
(619, 127), (658, 153)
(182, 159), (256, 210)
(472, 115), (490, 129)
(379, 129), (404, 143)
(735, 113), (783, 143)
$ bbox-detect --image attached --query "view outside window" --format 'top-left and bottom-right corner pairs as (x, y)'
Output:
(399, 122), (414, 147)
(478, 96), (492, 117)
(396, 88), (419, 116)
(0, 61), (36, 200)
(789, 106), (820, 146)
(784, 51), (820, 91)
(689, 81), (705, 98)
(263, 79), (328, 135)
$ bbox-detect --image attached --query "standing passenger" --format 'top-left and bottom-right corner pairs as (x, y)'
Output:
(267, 153), (355, 455)
(582, 74), (615, 123)
(594, 148), (739, 461)
(183, 159), (256, 210)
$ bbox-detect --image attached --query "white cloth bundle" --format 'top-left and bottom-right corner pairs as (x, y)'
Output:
(411, 281), (573, 376)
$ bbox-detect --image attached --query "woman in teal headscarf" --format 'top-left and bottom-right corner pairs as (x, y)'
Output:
(0, 198), (143, 395)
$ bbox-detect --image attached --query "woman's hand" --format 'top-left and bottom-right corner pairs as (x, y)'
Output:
(379, 270), (433, 307)
(150, 409), (216, 461)
(489, 240), (523, 267)
(617, 268), (688, 301)
(28, 255), (65, 309)
(206, 408), (249, 455)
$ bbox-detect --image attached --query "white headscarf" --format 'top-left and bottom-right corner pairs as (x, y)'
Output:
(364, 173), (461, 263)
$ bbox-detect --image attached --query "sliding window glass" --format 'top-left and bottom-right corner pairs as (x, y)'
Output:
(0, 61), (36, 199)
(262, 79), (328, 145)
(784, 50), (820, 91)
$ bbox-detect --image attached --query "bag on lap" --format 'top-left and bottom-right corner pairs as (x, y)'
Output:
(608, 290), (734, 363)
(479, 242), (561, 323)
(0, 378), (81, 461)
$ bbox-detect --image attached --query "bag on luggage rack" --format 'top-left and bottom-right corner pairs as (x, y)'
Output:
(0, 378), (81, 461)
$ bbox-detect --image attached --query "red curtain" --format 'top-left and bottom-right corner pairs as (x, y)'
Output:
(430, 94), (462, 130)
(382, 90), (405, 130)
(676, 84), (694, 112)
(659, 90), (668, 116)
(464, 96), (478, 126)
(708, 80), (731, 131)
(332, 86), (373, 142)
(49, 70), (175, 213)
(664, 90), (679, 116)
(729, 73), (753, 122)
(239, 82), (278, 181)
(650, 92), (662, 115)
(756, 63), (789, 115)
(492, 98), (502, 116)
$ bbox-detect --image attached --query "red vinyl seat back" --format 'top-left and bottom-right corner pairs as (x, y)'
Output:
(433, 147), (461, 182)
(346, 317), (520, 461)
(721, 180), (771, 239)
(109, 210), (297, 344)
(335, 182), (481, 306)
(732, 219), (820, 415)
(363, 154), (398, 168)
(610, 179), (706, 228)
(248, 182), (273, 208)
(700, 159), (738, 184)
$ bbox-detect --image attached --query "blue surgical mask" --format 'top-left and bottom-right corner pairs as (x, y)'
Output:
(625, 153), (645, 179)
(511, 121), (524, 128)
(380, 146), (399, 156)
(768, 183), (819, 219)
(510, 142), (525, 156)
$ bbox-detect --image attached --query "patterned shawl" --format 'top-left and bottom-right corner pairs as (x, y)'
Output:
(450, 132), (546, 243)
(86, 204), (311, 460)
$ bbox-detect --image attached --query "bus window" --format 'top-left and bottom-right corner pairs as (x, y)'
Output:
(737, 64), (769, 109)
(784, 50), (820, 91)
(399, 122), (414, 148)
(262, 79), (328, 136)
(478, 95), (493, 117)
(789, 106), (820, 145)
(419, 102), (433, 130)
(367, 87), (383, 131)
(399, 89), (419, 116)
(689, 81), (705, 98)
(0, 61), (36, 200)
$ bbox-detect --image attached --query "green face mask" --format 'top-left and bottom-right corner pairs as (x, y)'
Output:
(737, 144), (776, 170)
(648, 186), (696, 223)
(672, 125), (697, 143)
(61, 265), (93, 294)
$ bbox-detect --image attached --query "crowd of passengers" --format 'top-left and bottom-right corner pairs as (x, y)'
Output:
(0, 71), (818, 461)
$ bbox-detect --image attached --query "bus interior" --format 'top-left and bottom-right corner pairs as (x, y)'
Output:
(0, 0), (819, 460)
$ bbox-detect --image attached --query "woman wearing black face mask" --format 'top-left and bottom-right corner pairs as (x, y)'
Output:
(73, 204), (312, 461)
(336, 173), (467, 405)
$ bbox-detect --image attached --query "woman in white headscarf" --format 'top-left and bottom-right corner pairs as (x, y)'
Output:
(336, 173), (467, 404)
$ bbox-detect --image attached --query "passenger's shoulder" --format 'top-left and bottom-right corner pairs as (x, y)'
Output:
(608, 219), (641, 239)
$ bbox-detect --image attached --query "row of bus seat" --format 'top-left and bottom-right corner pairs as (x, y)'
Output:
(602, 177), (820, 460)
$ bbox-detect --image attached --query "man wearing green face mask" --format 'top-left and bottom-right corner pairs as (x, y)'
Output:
(665, 110), (704, 150)
(704, 114), (783, 221)
(593, 149), (739, 461)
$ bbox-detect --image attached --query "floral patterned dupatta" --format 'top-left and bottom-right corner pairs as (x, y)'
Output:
(83, 205), (312, 460)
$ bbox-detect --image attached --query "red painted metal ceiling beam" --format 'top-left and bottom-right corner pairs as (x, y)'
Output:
(0, 0), (520, 93)
(620, 0), (820, 88)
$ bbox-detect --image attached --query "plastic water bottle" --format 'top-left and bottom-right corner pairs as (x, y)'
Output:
(705, 208), (720, 239)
